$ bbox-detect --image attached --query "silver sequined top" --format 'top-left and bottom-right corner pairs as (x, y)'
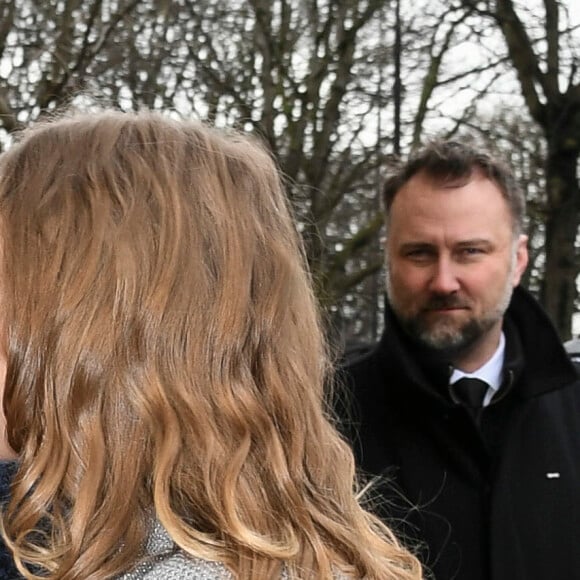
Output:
(117, 522), (236, 579)
(117, 522), (288, 580)
(120, 553), (234, 579)
(119, 552), (235, 579)
(117, 522), (348, 579)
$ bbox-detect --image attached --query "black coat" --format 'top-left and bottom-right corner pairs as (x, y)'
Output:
(340, 287), (580, 580)
(0, 461), (20, 579)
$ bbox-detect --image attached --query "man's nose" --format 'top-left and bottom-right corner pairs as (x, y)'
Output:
(428, 258), (460, 294)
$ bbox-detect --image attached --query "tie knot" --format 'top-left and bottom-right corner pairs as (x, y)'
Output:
(449, 377), (489, 409)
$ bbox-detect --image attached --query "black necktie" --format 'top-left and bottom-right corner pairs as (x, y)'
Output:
(449, 377), (489, 409)
(449, 377), (489, 427)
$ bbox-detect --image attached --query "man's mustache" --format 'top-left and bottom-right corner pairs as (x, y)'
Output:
(423, 294), (470, 310)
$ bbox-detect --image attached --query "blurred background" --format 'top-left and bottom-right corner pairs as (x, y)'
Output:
(0, 0), (578, 346)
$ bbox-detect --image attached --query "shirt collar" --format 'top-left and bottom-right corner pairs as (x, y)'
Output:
(449, 332), (506, 406)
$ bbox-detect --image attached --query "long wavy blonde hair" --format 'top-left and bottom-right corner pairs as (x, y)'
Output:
(0, 110), (421, 579)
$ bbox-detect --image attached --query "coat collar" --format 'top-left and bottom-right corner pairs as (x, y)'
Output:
(375, 286), (577, 406)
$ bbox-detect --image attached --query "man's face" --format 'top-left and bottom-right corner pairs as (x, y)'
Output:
(385, 170), (528, 362)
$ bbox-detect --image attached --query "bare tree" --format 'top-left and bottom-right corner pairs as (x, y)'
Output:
(0, 0), (518, 344)
(0, 0), (153, 140)
(0, 0), (397, 343)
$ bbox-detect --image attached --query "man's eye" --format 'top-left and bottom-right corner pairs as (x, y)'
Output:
(405, 249), (434, 260)
(460, 247), (485, 257)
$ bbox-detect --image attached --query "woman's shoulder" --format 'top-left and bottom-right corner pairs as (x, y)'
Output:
(116, 520), (234, 579)
(117, 522), (350, 579)
(119, 552), (234, 579)
(120, 552), (351, 580)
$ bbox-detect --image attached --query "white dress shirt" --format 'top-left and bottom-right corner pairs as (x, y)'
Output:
(449, 332), (506, 407)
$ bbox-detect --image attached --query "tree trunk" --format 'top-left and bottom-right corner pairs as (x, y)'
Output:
(541, 143), (580, 340)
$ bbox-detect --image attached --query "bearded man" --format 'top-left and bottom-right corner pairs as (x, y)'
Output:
(341, 140), (580, 580)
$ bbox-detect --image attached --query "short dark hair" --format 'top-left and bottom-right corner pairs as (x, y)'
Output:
(382, 139), (526, 234)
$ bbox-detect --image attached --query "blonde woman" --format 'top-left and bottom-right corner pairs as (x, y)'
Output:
(0, 111), (421, 579)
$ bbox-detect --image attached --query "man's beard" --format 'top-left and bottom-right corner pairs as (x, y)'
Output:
(386, 262), (515, 356)
(395, 296), (499, 355)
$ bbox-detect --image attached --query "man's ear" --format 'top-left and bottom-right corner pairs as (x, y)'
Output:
(512, 234), (529, 287)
